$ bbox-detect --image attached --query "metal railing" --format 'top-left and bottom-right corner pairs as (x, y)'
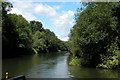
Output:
(2, 72), (26, 80)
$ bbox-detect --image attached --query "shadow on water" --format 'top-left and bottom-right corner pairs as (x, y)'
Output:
(68, 65), (119, 78)
(2, 51), (119, 79)
(2, 51), (70, 78)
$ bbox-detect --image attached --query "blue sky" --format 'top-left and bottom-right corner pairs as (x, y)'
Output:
(8, 1), (81, 41)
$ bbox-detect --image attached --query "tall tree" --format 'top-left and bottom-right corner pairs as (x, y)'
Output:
(69, 2), (120, 68)
(30, 20), (43, 33)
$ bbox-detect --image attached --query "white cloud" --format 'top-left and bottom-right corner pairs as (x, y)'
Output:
(9, 2), (75, 41)
(53, 10), (74, 30)
(8, 8), (23, 15)
(9, 7), (36, 21)
(52, 10), (74, 41)
(34, 4), (57, 18)
(9, 2), (37, 21)
(58, 35), (69, 41)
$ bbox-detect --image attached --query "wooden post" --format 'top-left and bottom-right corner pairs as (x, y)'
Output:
(5, 72), (8, 80)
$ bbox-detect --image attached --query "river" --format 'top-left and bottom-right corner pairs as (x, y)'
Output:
(2, 52), (119, 79)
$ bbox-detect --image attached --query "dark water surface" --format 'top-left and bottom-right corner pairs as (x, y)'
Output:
(69, 66), (119, 78)
(2, 52), (119, 78)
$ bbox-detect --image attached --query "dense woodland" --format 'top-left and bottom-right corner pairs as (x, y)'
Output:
(1, 1), (120, 69)
(2, 2), (67, 58)
(68, 2), (120, 69)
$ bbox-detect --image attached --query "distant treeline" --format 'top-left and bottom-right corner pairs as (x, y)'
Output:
(67, 2), (120, 69)
(2, 2), (67, 58)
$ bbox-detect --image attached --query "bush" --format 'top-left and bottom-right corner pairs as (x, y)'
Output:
(69, 57), (81, 66)
(97, 50), (119, 69)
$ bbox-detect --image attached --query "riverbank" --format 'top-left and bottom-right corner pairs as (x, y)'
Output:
(68, 54), (119, 78)
(68, 50), (120, 69)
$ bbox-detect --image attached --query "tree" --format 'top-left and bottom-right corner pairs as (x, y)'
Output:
(2, 1), (13, 17)
(69, 2), (120, 68)
(2, 1), (68, 58)
(30, 20), (43, 33)
(2, 13), (33, 57)
(32, 31), (47, 53)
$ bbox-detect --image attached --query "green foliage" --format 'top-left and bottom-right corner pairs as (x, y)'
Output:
(2, 13), (33, 57)
(30, 20), (43, 33)
(2, 2), (13, 16)
(97, 53), (119, 69)
(8, 14), (32, 48)
(32, 31), (47, 53)
(69, 56), (80, 66)
(31, 28), (67, 53)
(2, 1), (67, 58)
(32, 48), (38, 54)
(68, 2), (120, 68)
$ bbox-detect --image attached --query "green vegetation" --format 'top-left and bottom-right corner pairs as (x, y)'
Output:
(69, 56), (80, 66)
(1, 1), (120, 69)
(2, 1), (67, 58)
(68, 2), (120, 69)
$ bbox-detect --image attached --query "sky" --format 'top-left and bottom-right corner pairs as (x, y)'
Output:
(8, 0), (81, 41)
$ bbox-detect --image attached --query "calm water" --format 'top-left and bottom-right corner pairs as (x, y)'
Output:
(2, 52), (119, 78)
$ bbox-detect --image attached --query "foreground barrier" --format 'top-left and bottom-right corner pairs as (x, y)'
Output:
(1, 72), (26, 80)
(8, 75), (26, 80)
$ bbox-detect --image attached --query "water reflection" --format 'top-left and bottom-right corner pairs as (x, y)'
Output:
(2, 52), (119, 78)
(2, 52), (70, 78)
(69, 66), (118, 78)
